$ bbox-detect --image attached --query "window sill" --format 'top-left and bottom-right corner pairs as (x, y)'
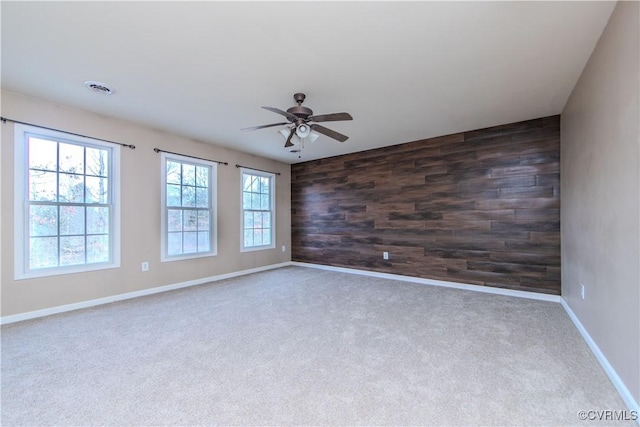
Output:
(241, 245), (275, 253)
(15, 262), (120, 281)
(161, 251), (217, 263)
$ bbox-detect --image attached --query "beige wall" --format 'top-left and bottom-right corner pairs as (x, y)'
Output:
(1, 90), (291, 317)
(561, 0), (639, 404)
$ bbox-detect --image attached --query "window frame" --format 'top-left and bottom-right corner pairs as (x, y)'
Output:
(13, 123), (121, 280)
(240, 168), (276, 252)
(160, 152), (218, 262)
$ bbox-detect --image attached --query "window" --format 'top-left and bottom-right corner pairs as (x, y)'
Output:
(241, 168), (275, 251)
(14, 124), (120, 279)
(161, 153), (217, 261)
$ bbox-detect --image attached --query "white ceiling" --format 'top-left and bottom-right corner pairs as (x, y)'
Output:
(1, 1), (615, 164)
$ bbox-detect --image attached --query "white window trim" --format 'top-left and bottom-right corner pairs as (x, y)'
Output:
(160, 152), (218, 262)
(240, 167), (276, 252)
(13, 123), (121, 280)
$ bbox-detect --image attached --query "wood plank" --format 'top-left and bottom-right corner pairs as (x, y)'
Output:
(291, 115), (561, 294)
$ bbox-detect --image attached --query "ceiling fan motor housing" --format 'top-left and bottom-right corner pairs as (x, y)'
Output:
(287, 105), (313, 119)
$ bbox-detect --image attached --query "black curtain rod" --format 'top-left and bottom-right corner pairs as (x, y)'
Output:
(153, 148), (228, 165)
(0, 116), (136, 149)
(235, 164), (281, 176)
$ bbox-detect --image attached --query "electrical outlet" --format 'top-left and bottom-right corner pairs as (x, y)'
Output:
(580, 283), (585, 300)
(383, 252), (389, 260)
(282, 245), (286, 252)
(142, 262), (149, 272)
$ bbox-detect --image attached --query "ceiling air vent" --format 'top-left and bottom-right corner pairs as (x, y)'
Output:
(84, 81), (115, 95)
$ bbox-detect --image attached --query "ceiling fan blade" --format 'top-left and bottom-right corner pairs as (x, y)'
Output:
(241, 122), (288, 131)
(284, 128), (295, 147)
(310, 124), (349, 142)
(308, 112), (353, 123)
(262, 106), (298, 122)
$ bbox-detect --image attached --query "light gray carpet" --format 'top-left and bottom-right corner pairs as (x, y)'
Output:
(1, 266), (631, 426)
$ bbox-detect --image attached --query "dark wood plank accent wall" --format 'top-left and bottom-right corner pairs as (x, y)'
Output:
(291, 116), (561, 294)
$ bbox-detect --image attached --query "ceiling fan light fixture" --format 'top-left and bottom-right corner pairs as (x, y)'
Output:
(308, 131), (320, 143)
(296, 124), (311, 138)
(278, 128), (300, 145)
(278, 128), (290, 139)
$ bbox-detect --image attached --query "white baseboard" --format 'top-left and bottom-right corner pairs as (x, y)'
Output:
(560, 299), (640, 419)
(292, 261), (562, 302)
(0, 262), (293, 325)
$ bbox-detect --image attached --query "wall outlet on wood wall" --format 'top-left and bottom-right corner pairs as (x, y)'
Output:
(383, 252), (389, 260)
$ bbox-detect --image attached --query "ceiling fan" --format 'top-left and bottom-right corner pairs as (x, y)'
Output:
(241, 93), (353, 148)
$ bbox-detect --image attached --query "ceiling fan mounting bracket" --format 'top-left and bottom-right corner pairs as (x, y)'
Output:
(293, 93), (306, 105)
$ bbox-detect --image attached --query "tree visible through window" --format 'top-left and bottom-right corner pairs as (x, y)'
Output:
(14, 124), (120, 279)
(241, 169), (275, 250)
(161, 154), (217, 260)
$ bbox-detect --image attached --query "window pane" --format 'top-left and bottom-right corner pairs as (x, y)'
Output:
(244, 230), (253, 247)
(197, 211), (209, 231)
(263, 212), (271, 229)
(168, 232), (182, 255)
(182, 185), (195, 207)
(167, 209), (182, 232)
(30, 237), (58, 269)
(251, 193), (260, 210)
(250, 176), (259, 192)
(30, 205), (58, 237)
(183, 232), (197, 253)
(182, 164), (195, 186)
(166, 161), (181, 184)
(244, 211), (254, 229)
(196, 166), (208, 187)
(242, 192), (251, 209)
(59, 173), (84, 203)
(184, 210), (198, 231)
(253, 212), (262, 228)
(262, 229), (271, 246)
(86, 147), (109, 177)
(167, 184), (181, 207)
(87, 235), (109, 263)
(60, 206), (85, 235)
(261, 194), (270, 210)
(87, 206), (109, 234)
(261, 177), (270, 194)
(196, 187), (208, 208)
(253, 230), (263, 246)
(60, 236), (85, 266)
(86, 176), (108, 204)
(29, 170), (57, 202)
(243, 174), (252, 191)
(197, 231), (210, 252)
(59, 143), (84, 174)
(29, 137), (57, 171)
